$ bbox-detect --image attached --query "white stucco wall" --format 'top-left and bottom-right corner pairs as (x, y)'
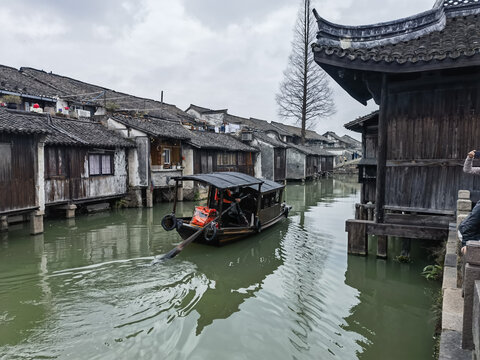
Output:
(182, 146), (195, 190)
(87, 149), (128, 197)
(254, 151), (262, 179)
(105, 117), (148, 187)
(286, 148), (306, 180)
(56, 99), (69, 115)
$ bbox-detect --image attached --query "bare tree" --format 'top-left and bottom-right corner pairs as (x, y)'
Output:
(276, 0), (335, 144)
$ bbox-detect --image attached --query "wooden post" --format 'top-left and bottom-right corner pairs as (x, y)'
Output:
(30, 210), (44, 235)
(346, 220), (368, 256)
(374, 74), (388, 258)
(0, 216), (8, 232)
(172, 180), (178, 214)
(218, 190), (224, 228)
(377, 236), (388, 259)
(375, 74), (388, 224)
(401, 238), (411, 257)
(256, 184), (262, 218)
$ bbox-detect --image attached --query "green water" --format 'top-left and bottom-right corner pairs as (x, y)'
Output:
(0, 176), (439, 359)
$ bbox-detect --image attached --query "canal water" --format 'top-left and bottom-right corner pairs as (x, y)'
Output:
(0, 176), (439, 360)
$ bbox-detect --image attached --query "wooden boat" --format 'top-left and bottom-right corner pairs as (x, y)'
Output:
(161, 172), (291, 246)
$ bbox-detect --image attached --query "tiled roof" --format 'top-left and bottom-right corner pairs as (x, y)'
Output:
(0, 109), (133, 149)
(304, 145), (336, 157)
(0, 108), (50, 135)
(288, 143), (318, 156)
(239, 117), (289, 136)
(340, 135), (362, 148)
(187, 131), (258, 152)
(253, 130), (288, 148)
(313, 3), (480, 70)
(48, 117), (135, 148)
(0, 65), (58, 100)
(271, 121), (332, 143)
(111, 113), (191, 140)
(186, 104), (227, 115)
(344, 111), (379, 132)
(19, 67), (194, 122)
(323, 131), (347, 142)
(224, 113), (249, 125)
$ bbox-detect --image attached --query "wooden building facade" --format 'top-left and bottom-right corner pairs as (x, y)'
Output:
(43, 117), (134, 206)
(0, 109), (47, 218)
(344, 111), (379, 204)
(313, 0), (480, 255)
(246, 130), (287, 182)
(105, 113), (192, 205)
(185, 131), (258, 177)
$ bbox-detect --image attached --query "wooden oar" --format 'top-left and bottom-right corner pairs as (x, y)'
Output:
(156, 227), (205, 261)
(153, 199), (243, 263)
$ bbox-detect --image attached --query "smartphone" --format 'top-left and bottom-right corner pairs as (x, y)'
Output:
(475, 151), (480, 159)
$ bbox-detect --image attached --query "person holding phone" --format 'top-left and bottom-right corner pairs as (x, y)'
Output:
(459, 150), (480, 254)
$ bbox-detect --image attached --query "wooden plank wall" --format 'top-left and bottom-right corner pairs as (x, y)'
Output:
(0, 133), (36, 212)
(45, 146), (87, 203)
(385, 71), (480, 211)
(194, 149), (255, 176)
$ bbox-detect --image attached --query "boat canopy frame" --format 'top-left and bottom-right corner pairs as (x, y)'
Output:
(172, 172), (262, 190)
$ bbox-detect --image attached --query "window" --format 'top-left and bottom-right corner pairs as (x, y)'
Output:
(162, 148), (171, 165)
(217, 152), (235, 166)
(45, 147), (67, 178)
(89, 153), (114, 176)
(0, 142), (12, 181)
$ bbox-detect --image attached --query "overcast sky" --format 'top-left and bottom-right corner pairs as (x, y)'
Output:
(2, 0), (435, 138)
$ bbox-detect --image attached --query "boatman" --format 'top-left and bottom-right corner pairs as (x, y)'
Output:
(214, 188), (248, 225)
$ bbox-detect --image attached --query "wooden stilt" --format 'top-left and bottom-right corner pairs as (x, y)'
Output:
(377, 235), (388, 258)
(346, 220), (368, 256)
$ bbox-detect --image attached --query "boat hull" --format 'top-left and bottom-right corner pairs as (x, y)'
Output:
(176, 208), (289, 246)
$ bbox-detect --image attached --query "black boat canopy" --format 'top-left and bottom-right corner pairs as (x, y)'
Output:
(173, 172), (285, 193)
(173, 172), (262, 190)
(249, 179), (284, 194)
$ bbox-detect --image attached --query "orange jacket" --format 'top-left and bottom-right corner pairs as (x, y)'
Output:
(215, 189), (233, 204)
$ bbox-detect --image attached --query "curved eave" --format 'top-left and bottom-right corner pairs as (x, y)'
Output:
(313, 7), (445, 49)
(313, 46), (480, 74)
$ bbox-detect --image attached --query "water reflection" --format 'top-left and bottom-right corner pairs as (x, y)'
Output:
(343, 241), (439, 360)
(0, 176), (439, 360)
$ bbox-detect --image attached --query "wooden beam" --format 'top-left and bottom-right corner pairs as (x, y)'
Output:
(375, 74), (388, 223)
(386, 159), (464, 167)
(370, 223), (448, 240)
(346, 219), (448, 241)
(384, 213), (455, 227)
(384, 205), (455, 216)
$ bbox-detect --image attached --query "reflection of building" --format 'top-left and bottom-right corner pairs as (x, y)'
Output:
(343, 251), (438, 359)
